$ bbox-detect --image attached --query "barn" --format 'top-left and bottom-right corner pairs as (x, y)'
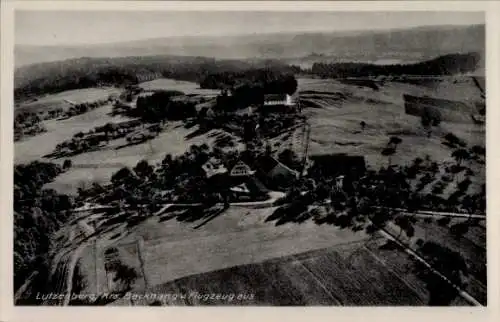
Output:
(253, 155), (299, 190)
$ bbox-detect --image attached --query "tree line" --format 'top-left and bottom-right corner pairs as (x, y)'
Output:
(310, 52), (481, 78)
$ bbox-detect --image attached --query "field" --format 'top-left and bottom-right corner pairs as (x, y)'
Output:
(16, 87), (121, 114)
(298, 77), (485, 169)
(67, 205), (458, 306)
(138, 242), (427, 306)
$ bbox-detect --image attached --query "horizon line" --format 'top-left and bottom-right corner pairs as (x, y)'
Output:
(15, 22), (484, 47)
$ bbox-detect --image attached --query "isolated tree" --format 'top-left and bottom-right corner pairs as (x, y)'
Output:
(451, 148), (470, 166)
(421, 106), (442, 138)
(388, 136), (402, 148)
(113, 262), (138, 292)
(62, 159), (72, 171)
(381, 147), (396, 167)
(394, 215), (413, 240)
(133, 160), (154, 180)
(360, 121), (366, 131)
(111, 167), (134, 186)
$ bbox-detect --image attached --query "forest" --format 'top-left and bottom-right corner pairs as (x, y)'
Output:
(14, 161), (74, 301)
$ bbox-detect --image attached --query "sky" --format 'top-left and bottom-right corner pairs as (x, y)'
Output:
(15, 11), (485, 46)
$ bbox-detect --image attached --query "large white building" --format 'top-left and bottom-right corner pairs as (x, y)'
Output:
(263, 93), (295, 107)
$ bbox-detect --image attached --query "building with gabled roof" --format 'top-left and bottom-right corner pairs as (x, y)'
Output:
(253, 155), (299, 190)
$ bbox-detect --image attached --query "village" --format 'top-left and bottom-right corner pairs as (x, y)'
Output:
(11, 10), (487, 307)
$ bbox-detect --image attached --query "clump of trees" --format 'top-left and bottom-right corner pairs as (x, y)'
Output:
(421, 106), (442, 137)
(381, 136), (402, 166)
(14, 111), (47, 141)
(63, 98), (111, 118)
(134, 91), (196, 122)
(208, 70), (298, 112)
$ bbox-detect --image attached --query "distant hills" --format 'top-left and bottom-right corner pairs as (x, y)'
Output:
(15, 24), (485, 69)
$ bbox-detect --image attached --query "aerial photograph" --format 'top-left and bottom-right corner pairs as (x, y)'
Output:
(13, 10), (486, 306)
